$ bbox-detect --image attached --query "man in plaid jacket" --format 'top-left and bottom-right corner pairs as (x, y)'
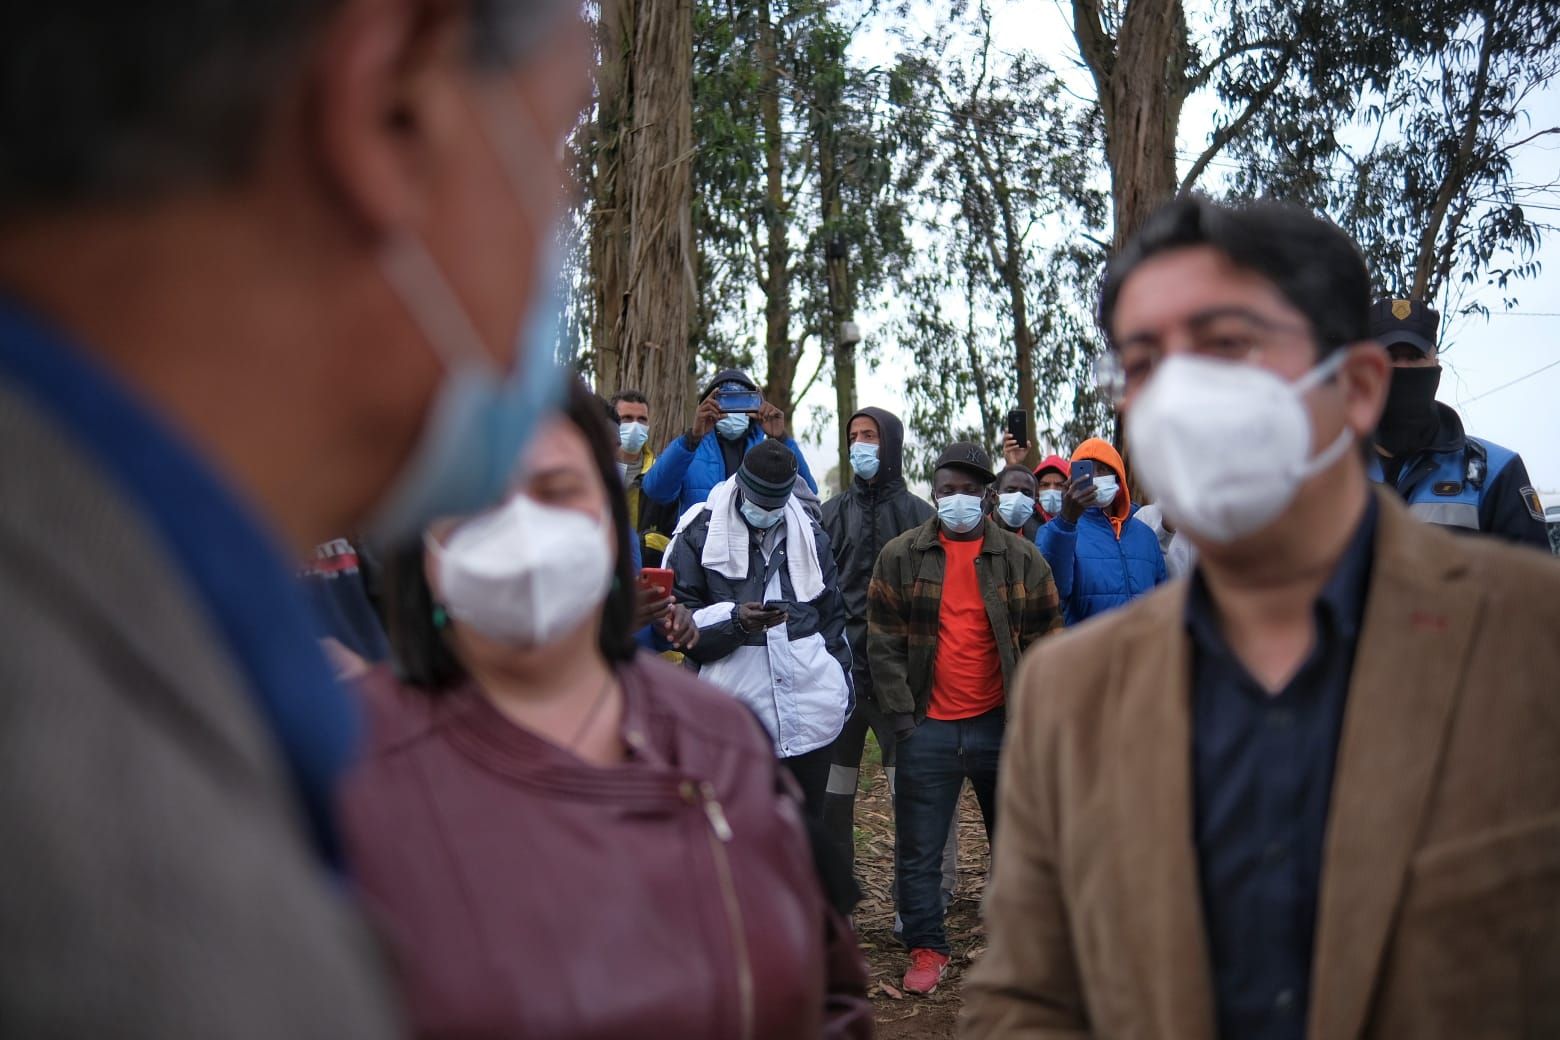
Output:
(867, 441), (1063, 997)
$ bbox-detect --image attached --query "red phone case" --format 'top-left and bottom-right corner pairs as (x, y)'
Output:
(640, 568), (675, 598)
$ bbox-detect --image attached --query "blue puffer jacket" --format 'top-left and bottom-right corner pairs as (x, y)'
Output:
(643, 423), (818, 516)
(1036, 505), (1167, 625)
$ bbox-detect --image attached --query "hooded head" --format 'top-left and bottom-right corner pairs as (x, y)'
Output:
(848, 407), (907, 486)
(1033, 454), (1071, 483)
(1071, 438), (1132, 537)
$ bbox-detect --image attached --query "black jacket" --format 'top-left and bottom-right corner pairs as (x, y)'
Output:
(820, 408), (934, 701)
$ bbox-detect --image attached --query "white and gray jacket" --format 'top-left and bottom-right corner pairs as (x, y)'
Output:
(667, 482), (852, 759)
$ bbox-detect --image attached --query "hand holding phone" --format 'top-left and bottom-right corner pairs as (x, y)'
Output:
(1061, 460), (1095, 524)
(638, 567), (675, 600)
(1006, 408), (1029, 451)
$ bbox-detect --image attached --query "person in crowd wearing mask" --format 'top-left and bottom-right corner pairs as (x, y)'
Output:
(611, 389), (680, 567)
(993, 465), (1043, 541)
(1034, 455), (1071, 524)
(868, 442), (1062, 996)
(819, 408), (944, 887)
(0, 0), (599, 1031)
(1036, 438), (1167, 624)
(1368, 298), (1547, 547)
(964, 196), (1560, 1039)
(344, 381), (870, 1039)
(667, 439), (852, 820)
(643, 368), (818, 516)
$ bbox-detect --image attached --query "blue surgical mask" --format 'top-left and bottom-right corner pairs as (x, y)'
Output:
(1038, 488), (1064, 517)
(936, 493), (985, 534)
(368, 238), (565, 544)
(619, 421), (649, 455)
(717, 414), (752, 441)
(741, 500), (786, 529)
(1093, 475), (1119, 509)
(366, 89), (569, 545)
(996, 491), (1035, 528)
(850, 442), (881, 480)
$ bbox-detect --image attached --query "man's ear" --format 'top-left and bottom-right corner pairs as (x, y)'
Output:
(306, 0), (469, 237)
(1341, 341), (1391, 438)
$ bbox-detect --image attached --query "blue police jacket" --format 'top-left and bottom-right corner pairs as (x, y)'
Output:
(1370, 403), (1547, 548)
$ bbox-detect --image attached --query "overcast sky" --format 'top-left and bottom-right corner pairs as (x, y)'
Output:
(788, 2), (1560, 498)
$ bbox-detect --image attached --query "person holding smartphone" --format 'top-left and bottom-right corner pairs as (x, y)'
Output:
(642, 368), (818, 516)
(1035, 437), (1167, 624)
(665, 439), (851, 821)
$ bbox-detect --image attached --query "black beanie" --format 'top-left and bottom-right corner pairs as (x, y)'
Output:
(738, 440), (798, 509)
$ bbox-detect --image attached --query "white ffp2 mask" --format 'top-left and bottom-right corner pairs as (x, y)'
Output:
(1126, 351), (1352, 544)
(429, 495), (614, 647)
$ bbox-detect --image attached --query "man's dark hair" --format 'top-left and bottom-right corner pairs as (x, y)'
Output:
(996, 464), (1038, 489)
(381, 376), (638, 692)
(0, 1), (571, 217)
(609, 390), (649, 411)
(1098, 195), (1371, 356)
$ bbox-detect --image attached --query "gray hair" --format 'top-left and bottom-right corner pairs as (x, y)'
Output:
(0, 1), (573, 218)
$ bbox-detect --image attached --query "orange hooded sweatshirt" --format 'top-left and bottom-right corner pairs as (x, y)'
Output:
(1071, 438), (1131, 540)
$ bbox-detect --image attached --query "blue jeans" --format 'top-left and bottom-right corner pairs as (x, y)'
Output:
(893, 707), (1004, 954)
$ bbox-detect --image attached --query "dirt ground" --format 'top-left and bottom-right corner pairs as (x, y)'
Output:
(850, 736), (989, 1040)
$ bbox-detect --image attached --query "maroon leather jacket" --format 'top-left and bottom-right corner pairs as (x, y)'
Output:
(341, 654), (873, 1040)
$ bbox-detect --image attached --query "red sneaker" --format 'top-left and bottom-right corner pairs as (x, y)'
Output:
(902, 948), (951, 995)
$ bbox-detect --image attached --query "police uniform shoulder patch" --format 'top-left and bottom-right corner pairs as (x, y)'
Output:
(1521, 486), (1545, 522)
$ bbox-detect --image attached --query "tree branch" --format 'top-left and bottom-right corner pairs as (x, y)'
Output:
(792, 334), (829, 403)
(1071, 0), (1114, 93)
(1183, 38), (1287, 95)
(1178, 48), (1294, 193)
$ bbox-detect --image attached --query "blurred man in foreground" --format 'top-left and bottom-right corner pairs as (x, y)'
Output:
(0, 0), (591, 1032)
(964, 197), (1560, 1039)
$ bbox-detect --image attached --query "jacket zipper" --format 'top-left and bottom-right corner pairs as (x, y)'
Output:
(685, 780), (752, 1040)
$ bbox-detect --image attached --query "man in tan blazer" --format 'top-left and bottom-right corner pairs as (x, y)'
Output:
(962, 196), (1560, 1040)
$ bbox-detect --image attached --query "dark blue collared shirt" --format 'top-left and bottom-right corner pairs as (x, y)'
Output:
(1188, 499), (1377, 1040)
(0, 297), (357, 865)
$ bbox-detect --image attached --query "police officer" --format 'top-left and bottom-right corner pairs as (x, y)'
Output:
(1368, 297), (1548, 547)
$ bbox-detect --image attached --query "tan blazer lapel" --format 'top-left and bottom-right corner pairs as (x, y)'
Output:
(1110, 588), (1218, 1040)
(1307, 494), (1481, 1040)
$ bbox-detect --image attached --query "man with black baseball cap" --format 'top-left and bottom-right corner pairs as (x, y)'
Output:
(1369, 297), (1547, 547)
(867, 440), (1061, 996)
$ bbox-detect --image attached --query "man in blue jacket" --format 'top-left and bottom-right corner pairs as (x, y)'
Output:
(1036, 437), (1167, 624)
(643, 368), (818, 515)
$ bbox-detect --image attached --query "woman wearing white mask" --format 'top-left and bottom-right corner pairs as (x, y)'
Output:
(340, 381), (871, 1040)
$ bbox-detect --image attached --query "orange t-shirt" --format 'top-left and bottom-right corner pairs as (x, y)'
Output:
(928, 534), (1005, 720)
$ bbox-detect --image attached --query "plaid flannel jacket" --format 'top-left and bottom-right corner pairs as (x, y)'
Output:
(866, 517), (1063, 720)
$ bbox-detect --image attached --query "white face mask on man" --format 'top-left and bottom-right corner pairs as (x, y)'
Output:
(428, 494), (614, 647)
(1126, 350), (1352, 544)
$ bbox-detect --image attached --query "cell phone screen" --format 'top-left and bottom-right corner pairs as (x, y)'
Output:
(715, 389), (763, 413)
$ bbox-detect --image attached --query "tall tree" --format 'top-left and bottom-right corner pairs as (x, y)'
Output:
(1234, 1), (1560, 320)
(587, 0), (696, 431)
(889, 3), (1109, 475)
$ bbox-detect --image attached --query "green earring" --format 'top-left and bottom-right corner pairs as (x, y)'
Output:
(432, 605), (448, 630)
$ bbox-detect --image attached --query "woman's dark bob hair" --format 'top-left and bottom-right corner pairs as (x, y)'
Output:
(379, 376), (639, 691)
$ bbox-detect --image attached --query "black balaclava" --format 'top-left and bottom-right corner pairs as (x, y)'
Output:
(1377, 365), (1442, 457)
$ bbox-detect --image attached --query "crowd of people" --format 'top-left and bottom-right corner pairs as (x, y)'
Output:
(2, 4), (1558, 1039)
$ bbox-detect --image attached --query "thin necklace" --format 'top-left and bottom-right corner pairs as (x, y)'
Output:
(567, 671), (617, 750)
